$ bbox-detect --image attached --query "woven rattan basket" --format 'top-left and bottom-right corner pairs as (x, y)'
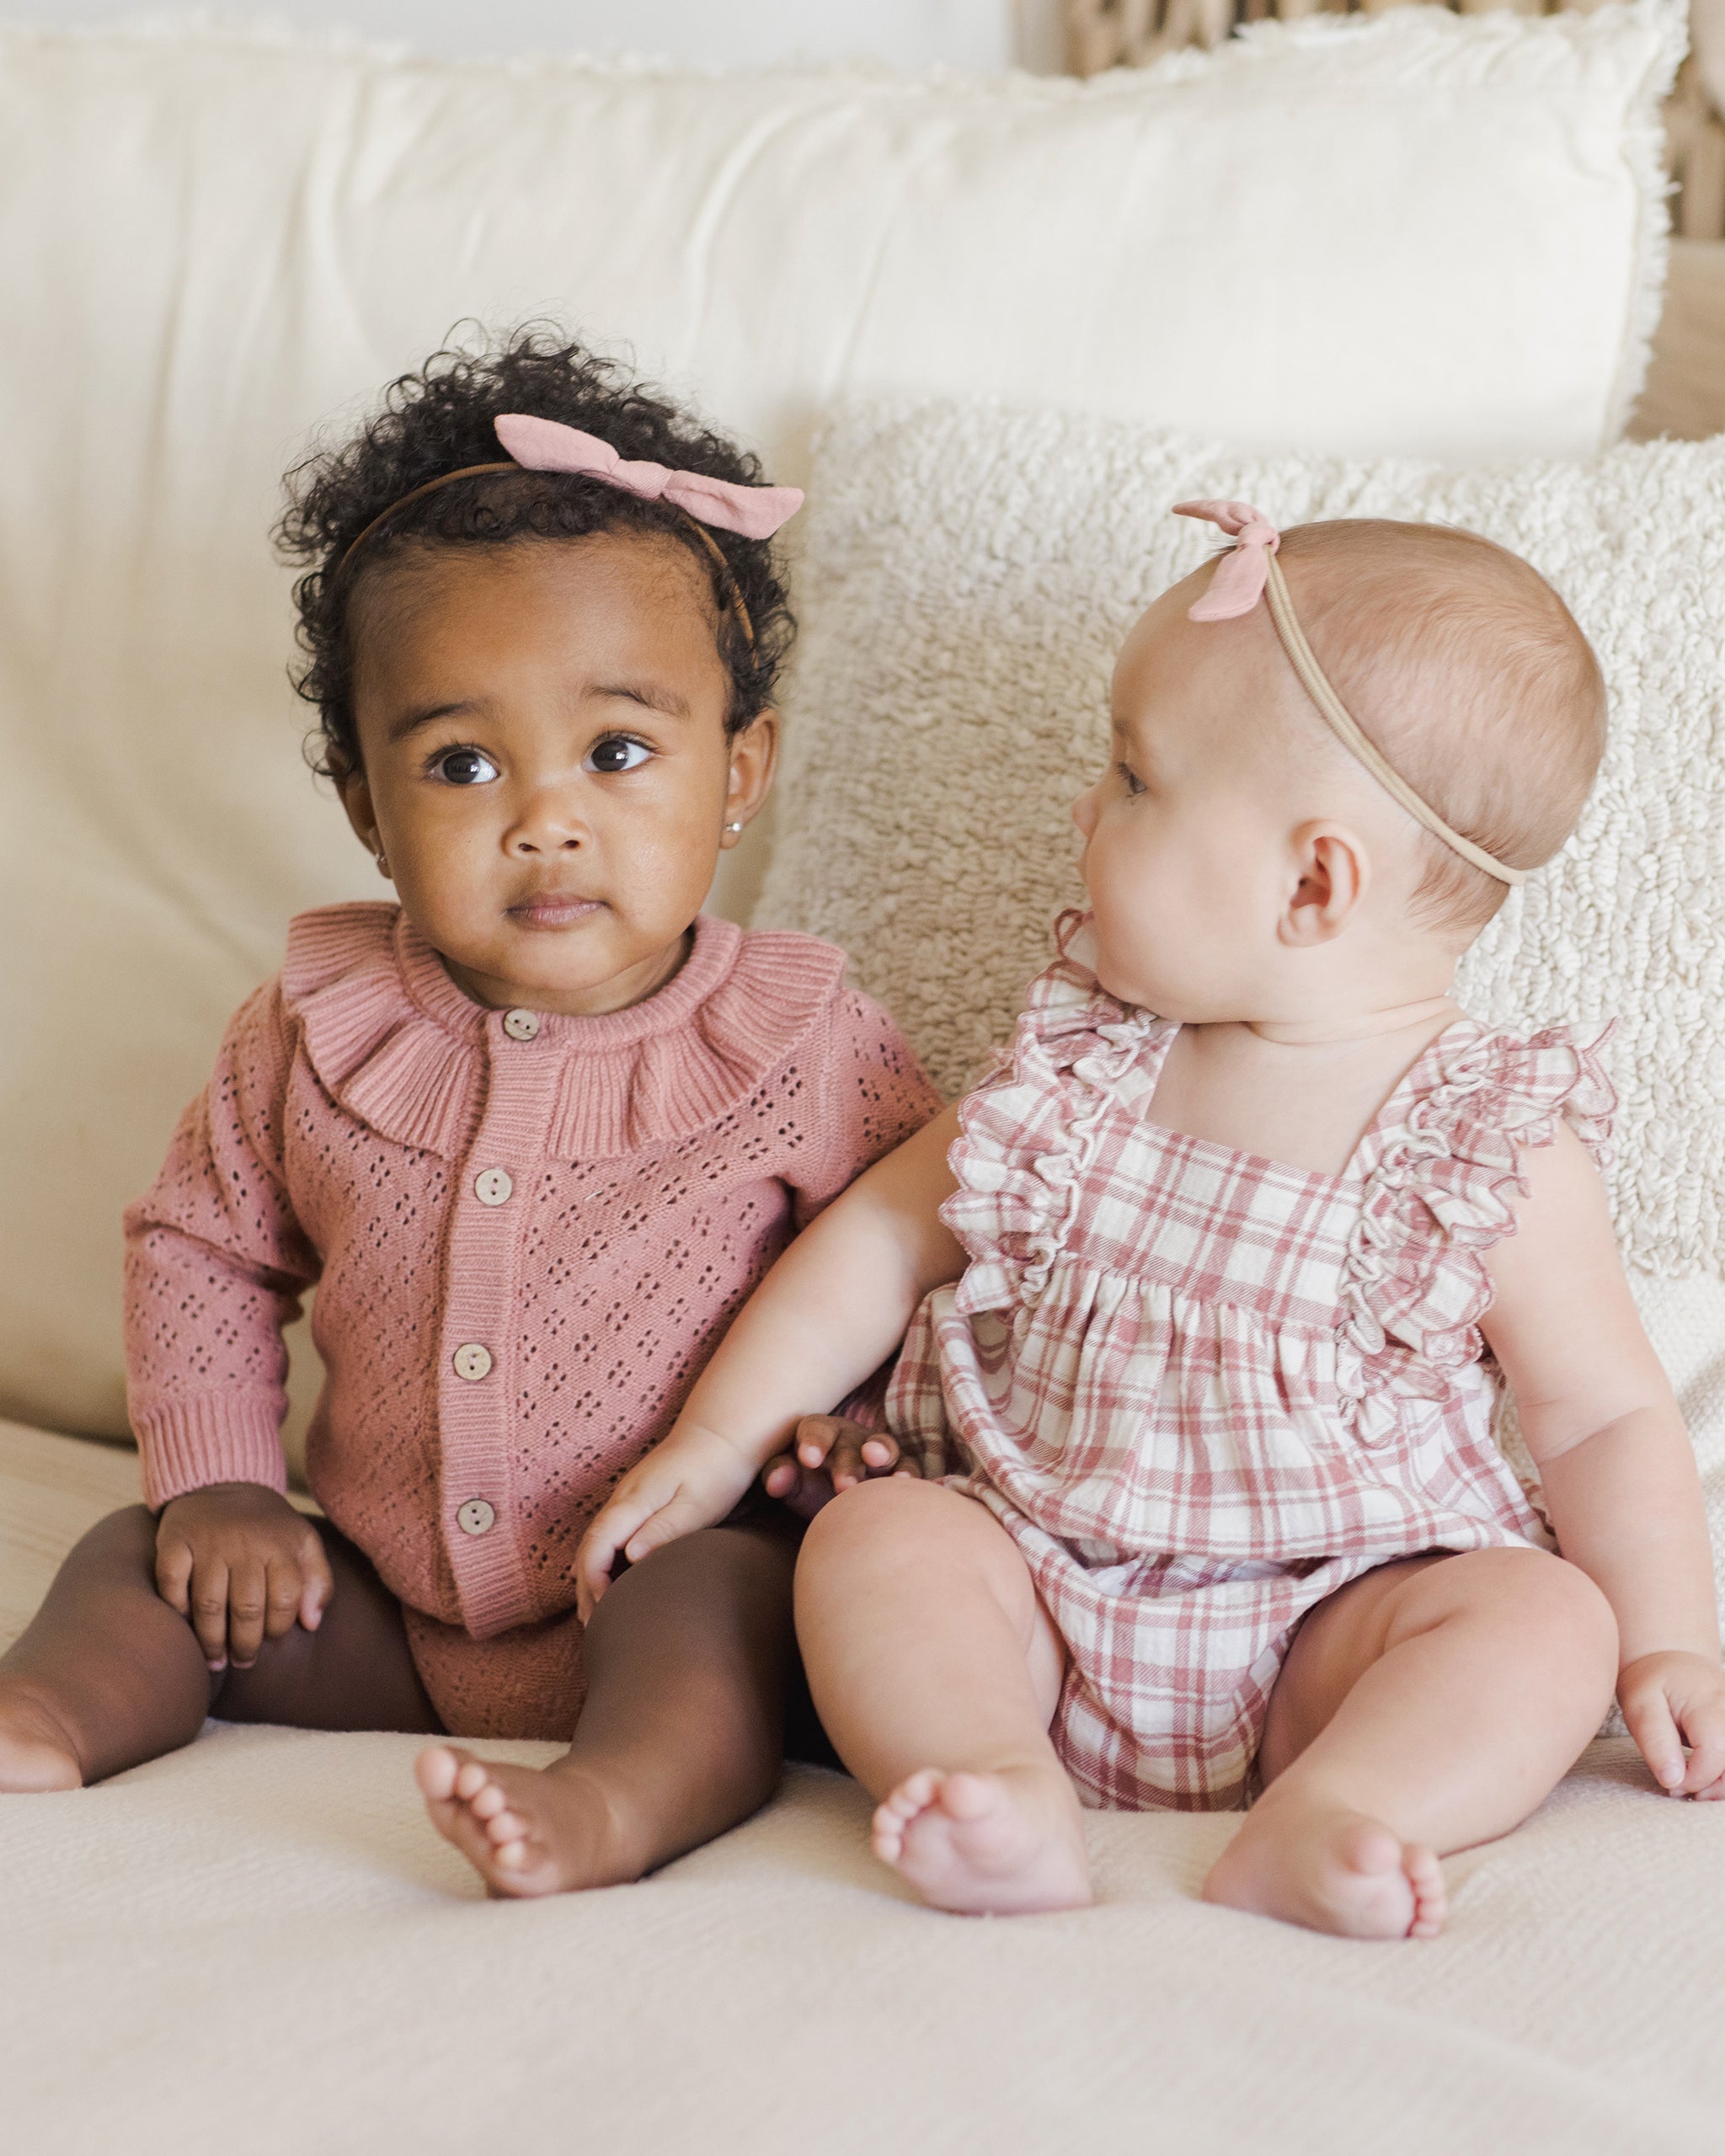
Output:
(1063, 0), (1725, 241)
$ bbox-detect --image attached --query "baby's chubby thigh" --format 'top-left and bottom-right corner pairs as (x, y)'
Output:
(1257, 1543), (1619, 1831)
(793, 1476), (1066, 1792)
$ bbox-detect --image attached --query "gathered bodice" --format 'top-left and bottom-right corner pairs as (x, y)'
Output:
(938, 942), (1615, 1454)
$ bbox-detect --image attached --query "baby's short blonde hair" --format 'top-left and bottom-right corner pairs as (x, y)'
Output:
(1274, 520), (1606, 937)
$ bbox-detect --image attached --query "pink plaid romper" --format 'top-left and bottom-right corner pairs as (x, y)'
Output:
(887, 937), (1616, 1812)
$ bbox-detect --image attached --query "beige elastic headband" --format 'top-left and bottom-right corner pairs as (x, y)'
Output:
(1173, 499), (1527, 888)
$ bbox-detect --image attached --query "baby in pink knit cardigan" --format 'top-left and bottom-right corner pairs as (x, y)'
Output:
(0, 328), (937, 1896)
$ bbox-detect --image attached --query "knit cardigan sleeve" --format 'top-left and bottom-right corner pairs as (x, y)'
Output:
(123, 979), (321, 1508)
(788, 986), (942, 1226)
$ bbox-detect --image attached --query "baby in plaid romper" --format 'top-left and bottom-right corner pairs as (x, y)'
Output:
(579, 507), (1725, 1940)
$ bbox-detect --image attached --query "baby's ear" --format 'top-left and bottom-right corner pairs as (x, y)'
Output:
(334, 761), (380, 855)
(1279, 823), (1367, 947)
(724, 707), (780, 828)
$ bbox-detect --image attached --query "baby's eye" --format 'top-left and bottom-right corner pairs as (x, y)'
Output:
(433, 747), (499, 787)
(1115, 761), (1147, 798)
(585, 736), (653, 776)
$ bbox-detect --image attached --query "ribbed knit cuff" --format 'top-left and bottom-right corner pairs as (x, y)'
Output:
(131, 1390), (290, 1510)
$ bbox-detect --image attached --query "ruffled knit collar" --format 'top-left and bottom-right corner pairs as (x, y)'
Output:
(280, 902), (848, 1160)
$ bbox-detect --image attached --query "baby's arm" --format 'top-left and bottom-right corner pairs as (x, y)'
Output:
(1482, 1126), (1725, 1796)
(126, 985), (331, 1668)
(575, 1102), (966, 1614)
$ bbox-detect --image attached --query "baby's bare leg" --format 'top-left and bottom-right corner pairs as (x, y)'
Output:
(1204, 1546), (1619, 1940)
(794, 1476), (1088, 1914)
(417, 1519), (799, 1897)
(0, 1506), (436, 1790)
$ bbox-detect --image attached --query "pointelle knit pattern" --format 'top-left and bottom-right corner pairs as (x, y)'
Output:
(124, 904), (938, 1737)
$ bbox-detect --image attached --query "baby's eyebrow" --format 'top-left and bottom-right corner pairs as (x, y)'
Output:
(594, 680), (693, 721)
(388, 698), (483, 744)
(1109, 712), (1158, 765)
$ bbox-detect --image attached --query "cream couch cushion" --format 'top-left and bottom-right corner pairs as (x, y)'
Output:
(0, 8), (1681, 1437)
(757, 403), (1725, 1595)
(5, 1416), (1725, 2154)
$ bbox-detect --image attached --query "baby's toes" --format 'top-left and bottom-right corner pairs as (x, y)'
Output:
(467, 1779), (510, 1823)
(483, 1806), (531, 1847)
(881, 1769), (942, 1823)
(452, 1757), (493, 1804)
(871, 1815), (906, 1861)
(414, 1744), (462, 1803)
(1403, 1846), (1447, 1940)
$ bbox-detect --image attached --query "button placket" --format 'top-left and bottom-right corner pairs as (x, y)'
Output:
(436, 1015), (557, 1636)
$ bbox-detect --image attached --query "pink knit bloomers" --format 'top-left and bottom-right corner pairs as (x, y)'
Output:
(124, 905), (938, 1738)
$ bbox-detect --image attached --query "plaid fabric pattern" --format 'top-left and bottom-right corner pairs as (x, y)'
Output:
(888, 952), (1615, 1812)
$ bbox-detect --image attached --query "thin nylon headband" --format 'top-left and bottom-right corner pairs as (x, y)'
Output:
(1261, 553), (1526, 888)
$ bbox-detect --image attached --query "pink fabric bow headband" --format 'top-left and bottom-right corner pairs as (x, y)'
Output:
(493, 414), (803, 541)
(1172, 499), (1525, 888)
(337, 414), (804, 644)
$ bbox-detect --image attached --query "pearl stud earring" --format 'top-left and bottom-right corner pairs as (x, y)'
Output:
(724, 821), (744, 835)
(375, 852), (391, 878)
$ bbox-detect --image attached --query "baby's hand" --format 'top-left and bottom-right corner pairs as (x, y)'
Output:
(154, 1481), (333, 1673)
(575, 1426), (760, 1620)
(761, 1414), (917, 1521)
(1618, 1650), (1725, 1798)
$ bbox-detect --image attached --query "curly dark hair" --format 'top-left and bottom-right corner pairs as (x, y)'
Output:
(276, 325), (797, 777)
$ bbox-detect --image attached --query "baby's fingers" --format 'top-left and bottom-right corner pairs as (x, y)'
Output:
(576, 1492), (658, 1620)
(264, 1556), (306, 1642)
(1676, 1698), (1725, 1796)
(154, 1532), (194, 1620)
(226, 1557), (269, 1668)
(189, 1556), (233, 1670)
(827, 1428), (886, 1493)
(1621, 1685), (1687, 1793)
(860, 1432), (915, 1480)
(761, 1452), (800, 1502)
(793, 1416), (846, 1472)
(295, 1528), (334, 1633)
(621, 1492), (708, 1567)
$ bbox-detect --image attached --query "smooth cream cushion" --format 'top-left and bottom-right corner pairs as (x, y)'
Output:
(0, 7), (1682, 1437)
(5, 1417), (1725, 2153)
(756, 403), (1725, 1596)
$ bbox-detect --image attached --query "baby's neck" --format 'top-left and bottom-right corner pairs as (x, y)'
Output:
(1242, 991), (1462, 1050)
(1148, 999), (1464, 1181)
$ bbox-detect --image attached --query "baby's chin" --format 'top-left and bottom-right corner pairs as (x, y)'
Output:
(1091, 957), (1231, 1027)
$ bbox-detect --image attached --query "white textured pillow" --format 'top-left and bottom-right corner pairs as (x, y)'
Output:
(761, 402), (1725, 1281)
(0, 5), (1683, 1437)
(756, 398), (1725, 1593)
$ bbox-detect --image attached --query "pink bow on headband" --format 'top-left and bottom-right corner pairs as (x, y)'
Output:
(494, 414), (804, 541)
(1173, 499), (1281, 620)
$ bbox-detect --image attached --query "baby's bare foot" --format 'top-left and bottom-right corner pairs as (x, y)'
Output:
(0, 1684), (83, 1792)
(415, 1744), (649, 1898)
(1201, 1786), (1447, 1940)
(871, 1766), (1092, 1915)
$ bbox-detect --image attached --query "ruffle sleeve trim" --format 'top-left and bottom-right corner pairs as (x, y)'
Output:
(941, 920), (1163, 1320)
(1339, 1019), (1617, 1435)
